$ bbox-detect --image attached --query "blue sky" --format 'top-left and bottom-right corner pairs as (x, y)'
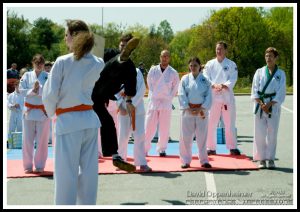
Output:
(4, 3), (280, 33)
(6, 4), (225, 33)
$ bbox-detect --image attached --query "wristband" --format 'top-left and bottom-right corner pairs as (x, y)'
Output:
(126, 99), (132, 103)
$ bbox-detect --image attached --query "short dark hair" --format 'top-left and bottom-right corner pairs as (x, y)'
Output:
(265, 47), (279, 57)
(188, 57), (201, 66)
(216, 41), (228, 49)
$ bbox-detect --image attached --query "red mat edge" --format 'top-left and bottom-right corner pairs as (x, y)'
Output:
(7, 154), (259, 178)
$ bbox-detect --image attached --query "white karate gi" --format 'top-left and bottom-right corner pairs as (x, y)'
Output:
(203, 57), (238, 151)
(19, 70), (50, 171)
(178, 73), (212, 165)
(7, 90), (24, 137)
(144, 64), (180, 154)
(42, 52), (104, 205)
(251, 66), (286, 161)
(117, 69), (148, 166)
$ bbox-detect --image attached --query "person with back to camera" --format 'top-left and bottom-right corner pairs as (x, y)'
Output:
(42, 19), (105, 205)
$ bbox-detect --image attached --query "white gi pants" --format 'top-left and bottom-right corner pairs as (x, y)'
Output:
(54, 128), (98, 205)
(179, 110), (209, 165)
(144, 109), (172, 153)
(253, 105), (281, 161)
(22, 118), (50, 170)
(8, 110), (22, 137)
(118, 113), (147, 166)
(207, 101), (237, 151)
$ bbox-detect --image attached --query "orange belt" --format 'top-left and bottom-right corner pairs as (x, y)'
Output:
(25, 102), (47, 115)
(189, 103), (202, 108)
(188, 103), (205, 119)
(56, 104), (93, 116)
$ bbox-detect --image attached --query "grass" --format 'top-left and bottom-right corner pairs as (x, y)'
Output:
(234, 86), (293, 94)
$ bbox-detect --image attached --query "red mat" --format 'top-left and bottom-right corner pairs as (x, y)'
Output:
(7, 154), (258, 178)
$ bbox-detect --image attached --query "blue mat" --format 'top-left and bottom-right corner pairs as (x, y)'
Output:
(7, 147), (54, 160)
(7, 142), (229, 160)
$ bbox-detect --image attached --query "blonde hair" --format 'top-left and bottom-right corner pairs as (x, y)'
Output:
(66, 19), (94, 60)
(32, 54), (45, 65)
(19, 68), (28, 78)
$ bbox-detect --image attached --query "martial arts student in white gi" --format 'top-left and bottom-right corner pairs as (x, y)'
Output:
(19, 54), (50, 174)
(251, 47), (286, 169)
(98, 100), (119, 158)
(144, 50), (180, 156)
(7, 80), (23, 141)
(178, 57), (212, 169)
(117, 68), (152, 172)
(203, 41), (241, 156)
(42, 20), (105, 205)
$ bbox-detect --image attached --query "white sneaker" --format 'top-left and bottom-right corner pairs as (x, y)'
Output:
(268, 160), (276, 169)
(34, 168), (44, 173)
(24, 169), (33, 174)
(258, 160), (267, 169)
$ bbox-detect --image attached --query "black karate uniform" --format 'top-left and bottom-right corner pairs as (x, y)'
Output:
(92, 50), (137, 156)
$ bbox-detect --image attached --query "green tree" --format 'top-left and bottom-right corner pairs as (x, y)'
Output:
(169, 30), (193, 72)
(29, 18), (65, 62)
(30, 18), (60, 50)
(126, 23), (149, 39)
(180, 7), (274, 83)
(102, 22), (126, 49)
(132, 36), (168, 72)
(157, 20), (174, 43)
(7, 11), (32, 69)
(265, 7), (293, 86)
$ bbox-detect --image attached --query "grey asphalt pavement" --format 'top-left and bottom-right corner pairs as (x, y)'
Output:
(4, 95), (295, 209)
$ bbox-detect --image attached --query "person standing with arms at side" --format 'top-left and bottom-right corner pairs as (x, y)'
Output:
(178, 57), (212, 169)
(144, 50), (180, 157)
(117, 68), (152, 172)
(19, 54), (50, 173)
(92, 33), (139, 172)
(7, 80), (24, 143)
(251, 47), (286, 169)
(42, 19), (105, 205)
(203, 41), (241, 156)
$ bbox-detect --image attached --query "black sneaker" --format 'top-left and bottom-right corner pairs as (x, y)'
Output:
(113, 156), (136, 172)
(201, 163), (212, 168)
(159, 151), (167, 157)
(207, 150), (216, 155)
(181, 164), (190, 169)
(230, 149), (241, 155)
